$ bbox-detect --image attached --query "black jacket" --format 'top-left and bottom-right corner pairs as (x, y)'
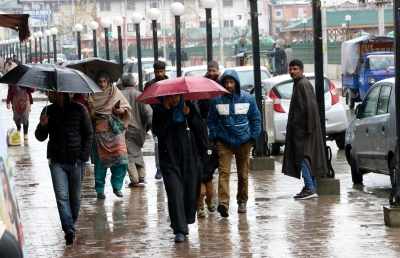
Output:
(35, 102), (94, 164)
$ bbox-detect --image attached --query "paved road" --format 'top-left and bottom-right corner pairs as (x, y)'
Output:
(1, 100), (400, 258)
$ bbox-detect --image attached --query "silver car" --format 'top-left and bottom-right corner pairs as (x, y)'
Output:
(345, 77), (395, 185)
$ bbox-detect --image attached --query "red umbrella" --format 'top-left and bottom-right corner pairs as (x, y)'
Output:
(137, 76), (229, 104)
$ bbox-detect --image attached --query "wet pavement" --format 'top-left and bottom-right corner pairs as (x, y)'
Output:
(1, 99), (400, 258)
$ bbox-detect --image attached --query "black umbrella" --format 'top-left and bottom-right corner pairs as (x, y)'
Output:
(65, 57), (122, 82)
(0, 64), (102, 93)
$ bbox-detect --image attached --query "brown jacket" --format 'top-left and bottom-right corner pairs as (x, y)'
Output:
(282, 76), (328, 179)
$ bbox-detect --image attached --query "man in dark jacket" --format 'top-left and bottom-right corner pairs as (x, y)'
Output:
(197, 60), (220, 218)
(145, 61), (169, 180)
(208, 69), (261, 217)
(35, 92), (93, 245)
(282, 59), (328, 200)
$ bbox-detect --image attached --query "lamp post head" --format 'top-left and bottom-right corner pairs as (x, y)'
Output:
(101, 18), (112, 28)
(131, 13), (143, 24)
(50, 27), (58, 35)
(114, 17), (123, 27)
(74, 23), (84, 32)
(171, 2), (185, 16)
(148, 8), (160, 21)
(36, 31), (43, 38)
(89, 21), (99, 30)
(302, 18), (307, 24)
(342, 23), (347, 28)
(45, 29), (51, 36)
(345, 15), (352, 22)
(200, 0), (216, 9)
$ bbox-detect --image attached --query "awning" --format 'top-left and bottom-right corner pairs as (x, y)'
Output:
(0, 14), (30, 41)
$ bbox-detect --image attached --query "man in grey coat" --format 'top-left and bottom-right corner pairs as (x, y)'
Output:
(121, 74), (153, 187)
(282, 59), (328, 200)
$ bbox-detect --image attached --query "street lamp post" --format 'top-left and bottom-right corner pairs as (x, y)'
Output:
(302, 18), (307, 42)
(101, 19), (111, 60)
(171, 2), (185, 77)
(37, 31), (43, 63)
(148, 8), (160, 61)
(132, 13), (143, 90)
(19, 40), (23, 63)
(345, 14), (352, 40)
(51, 27), (58, 63)
(114, 17), (124, 68)
(45, 29), (51, 63)
(201, 0), (216, 64)
(34, 32), (38, 63)
(24, 40), (28, 64)
(89, 21), (99, 57)
(28, 38), (32, 63)
(74, 23), (83, 60)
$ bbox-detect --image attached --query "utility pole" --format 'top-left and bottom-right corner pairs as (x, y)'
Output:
(218, 0), (224, 65)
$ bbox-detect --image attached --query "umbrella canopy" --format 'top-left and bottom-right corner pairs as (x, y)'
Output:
(66, 57), (122, 82)
(0, 64), (102, 93)
(137, 76), (229, 104)
(0, 14), (30, 41)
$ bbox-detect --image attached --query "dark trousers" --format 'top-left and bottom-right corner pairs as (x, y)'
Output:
(49, 161), (83, 233)
(162, 167), (199, 235)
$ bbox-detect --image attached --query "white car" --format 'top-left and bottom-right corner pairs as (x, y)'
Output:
(123, 57), (168, 82)
(264, 73), (349, 154)
(228, 66), (272, 94)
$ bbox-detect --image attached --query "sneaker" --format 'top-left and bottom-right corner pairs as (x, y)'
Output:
(294, 188), (318, 200)
(128, 182), (140, 187)
(197, 207), (206, 218)
(155, 170), (162, 180)
(293, 187), (306, 198)
(174, 233), (186, 243)
(238, 203), (247, 213)
(97, 192), (106, 200)
(138, 177), (146, 186)
(207, 203), (216, 213)
(65, 230), (75, 246)
(113, 189), (123, 198)
(24, 134), (28, 141)
(217, 204), (229, 218)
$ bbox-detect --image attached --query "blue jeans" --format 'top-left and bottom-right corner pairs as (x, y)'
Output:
(49, 161), (83, 233)
(301, 159), (317, 192)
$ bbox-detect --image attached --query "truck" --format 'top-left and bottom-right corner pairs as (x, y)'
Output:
(341, 35), (394, 109)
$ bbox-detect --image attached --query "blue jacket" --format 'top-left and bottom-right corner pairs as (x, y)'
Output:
(208, 69), (261, 147)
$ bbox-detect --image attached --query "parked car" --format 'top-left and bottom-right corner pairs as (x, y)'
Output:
(345, 78), (395, 185)
(264, 73), (348, 154)
(123, 57), (168, 82)
(169, 65), (225, 78)
(143, 66), (174, 84)
(229, 66), (271, 94)
(0, 123), (24, 257)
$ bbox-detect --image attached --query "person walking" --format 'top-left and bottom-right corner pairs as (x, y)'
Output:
(208, 69), (261, 218)
(6, 85), (34, 143)
(196, 61), (221, 217)
(35, 91), (93, 245)
(121, 74), (152, 187)
(145, 61), (169, 180)
(89, 71), (131, 199)
(282, 59), (328, 200)
(152, 95), (207, 243)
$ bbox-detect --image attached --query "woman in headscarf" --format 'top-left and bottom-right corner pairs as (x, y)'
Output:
(152, 95), (207, 243)
(89, 71), (131, 199)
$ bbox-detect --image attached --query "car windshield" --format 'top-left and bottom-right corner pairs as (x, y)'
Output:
(368, 55), (394, 70)
(274, 78), (329, 99)
(237, 70), (270, 88)
(124, 61), (154, 73)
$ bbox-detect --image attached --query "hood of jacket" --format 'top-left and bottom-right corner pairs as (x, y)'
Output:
(219, 69), (241, 95)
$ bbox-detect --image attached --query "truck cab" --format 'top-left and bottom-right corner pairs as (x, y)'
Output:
(341, 36), (394, 109)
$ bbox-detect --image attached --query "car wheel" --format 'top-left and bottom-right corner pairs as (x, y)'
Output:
(350, 154), (363, 185)
(335, 132), (345, 150)
(270, 143), (281, 155)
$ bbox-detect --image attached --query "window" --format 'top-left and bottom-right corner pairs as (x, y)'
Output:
(150, 0), (160, 8)
(274, 77), (329, 100)
(275, 9), (283, 18)
(223, 20), (234, 28)
(127, 0), (136, 10)
(361, 86), (380, 118)
(223, 0), (233, 7)
(99, 0), (111, 11)
(200, 21), (206, 28)
(298, 8), (304, 18)
(127, 23), (134, 32)
(377, 84), (392, 115)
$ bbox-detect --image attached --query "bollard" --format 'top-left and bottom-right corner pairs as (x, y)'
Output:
(383, 206), (400, 227)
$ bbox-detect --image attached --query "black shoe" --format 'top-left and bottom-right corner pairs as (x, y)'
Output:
(294, 188), (318, 200)
(113, 189), (123, 198)
(155, 170), (162, 180)
(97, 192), (106, 200)
(174, 233), (186, 243)
(65, 231), (75, 246)
(138, 177), (145, 185)
(217, 205), (229, 218)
